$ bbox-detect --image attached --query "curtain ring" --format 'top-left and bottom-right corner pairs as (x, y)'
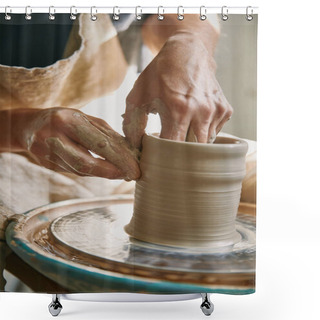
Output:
(90, 6), (97, 21)
(246, 6), (253, 21)
(25, 6), (32, 20)
(70, 6), (77, 20)
(49, 6), (55, 21)
(177, 6), (184, 21)
(221, 6), (228, 21)
(113, 6), (120, 21)
(200, 6), (207, 21)
(157, 6), (164, 21)
(5, 6), (12, 21)
(135, 6), (142, 20)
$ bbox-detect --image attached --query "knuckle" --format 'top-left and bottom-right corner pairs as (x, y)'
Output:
(50, 108), (69, 125)
(226, 104), (234, 116)
(200, 104), (213, 120)
(216, 102), (225, 114)
(171, 95), (189, 112)
(225, 108), (233, 119)
(170, 96), (191, 122)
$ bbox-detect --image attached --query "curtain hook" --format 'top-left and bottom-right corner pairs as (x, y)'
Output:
(221, 6), (228, 21)
(113, 6), (120, 21)
(177, 6), (184, 21)
(25, 6), (32, 20)
(49, 6), (55, 21)
(200, 6), (207, 21)
(157, 6), (164, 21)
(135, 6), (142, 21)
(246, 6), (253, 21)
(70, 6), (77, 20)
(5, 6), (12, 21)
(90, 6), (97, 21)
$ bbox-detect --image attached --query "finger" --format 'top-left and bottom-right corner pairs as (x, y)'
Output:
(65, 115), (140, 180)
(45, 136), (125, 179)
(43, 154), (84, 175)
(207, 115), (225, 143)
(207, 126), (217, 144)
(186, 127), (198, 142)
(207, 107), (232, 142)
(207, 86), (233, 141)
(44, 153), (118, 178)
(160, 118), (189, 141)
(27, 138), (72, 171)
(186, 100), (213, 143)
(188, 119), (211, 143)
(158, 97), (192, 141)
(122, 101), (148, 149)
(85, 114), (113, 131)
(207, 112), (223, 143)
(87, 117), (141, 180)
(122, 70), (156, 148)
(215, 98), (233, 134)
(40, 155), (71, 173)
(215, 112), (232, 135)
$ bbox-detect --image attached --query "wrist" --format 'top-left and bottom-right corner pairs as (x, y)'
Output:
(142, 14), (219, 55)
(166, 30), (215, 55)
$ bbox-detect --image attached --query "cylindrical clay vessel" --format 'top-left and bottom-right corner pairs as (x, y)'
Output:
(125, 134), (248, 249)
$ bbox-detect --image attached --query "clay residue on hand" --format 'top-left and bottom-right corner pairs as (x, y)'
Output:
(71, 122), (141, 181)
(45, 136), (92, 174)
(123, 107), (148, 149)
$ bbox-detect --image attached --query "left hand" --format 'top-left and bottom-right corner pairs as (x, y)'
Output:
(18, 108), (140, 180)
(123, 31), (233, 148)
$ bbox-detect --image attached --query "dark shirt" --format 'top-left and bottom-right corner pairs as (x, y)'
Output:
(0, 14), (74, 68)
(0, 13), (136, 69)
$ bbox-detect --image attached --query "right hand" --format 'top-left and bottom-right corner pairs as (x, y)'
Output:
(123, 32), (233, 148)
(20, 108), (140, 180)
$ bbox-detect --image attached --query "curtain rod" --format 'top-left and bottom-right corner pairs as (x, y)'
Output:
(0, 6), (259, 15)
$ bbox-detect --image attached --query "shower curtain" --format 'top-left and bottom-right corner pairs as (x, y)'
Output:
(0, 10), (257, 295)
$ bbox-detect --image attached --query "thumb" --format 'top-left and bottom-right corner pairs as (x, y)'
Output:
(123, 65), (157, 149)
(122, 102), (148, 149)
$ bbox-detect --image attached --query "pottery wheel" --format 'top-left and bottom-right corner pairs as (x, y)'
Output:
(6, 195), (256, 293)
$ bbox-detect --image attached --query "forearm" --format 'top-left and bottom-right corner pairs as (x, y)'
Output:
(0, 109), (34, 152)
(142, 14), (220, 55)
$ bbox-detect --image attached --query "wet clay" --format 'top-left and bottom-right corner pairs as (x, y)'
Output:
(125, 134), (248, 249)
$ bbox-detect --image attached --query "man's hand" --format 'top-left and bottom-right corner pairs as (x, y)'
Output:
(123, 15), (232, 148)
(0, 108), (140, 180)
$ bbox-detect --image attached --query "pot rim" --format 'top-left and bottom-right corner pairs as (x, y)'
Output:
(144, 133), (248, 152)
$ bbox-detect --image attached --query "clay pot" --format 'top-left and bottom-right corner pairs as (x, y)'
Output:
(125, 134), (248, 249)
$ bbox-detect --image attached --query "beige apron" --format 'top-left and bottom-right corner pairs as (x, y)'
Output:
(0, 14), (131, 215)
(0, 14), (128, 110)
